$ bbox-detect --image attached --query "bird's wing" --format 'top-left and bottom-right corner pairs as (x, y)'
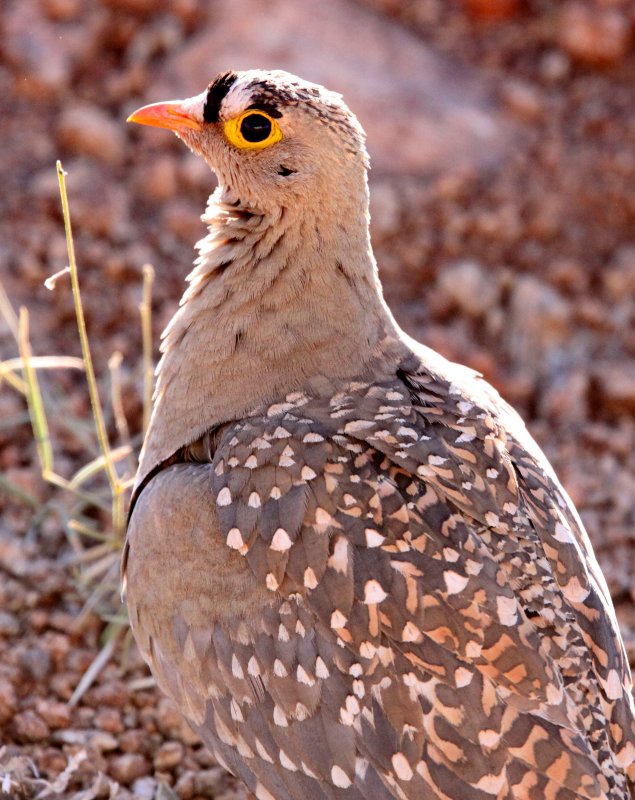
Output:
(207, 367), (635, 799)
(125, 364), (635, 800)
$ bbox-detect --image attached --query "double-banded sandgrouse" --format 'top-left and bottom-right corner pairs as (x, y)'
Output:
(124, 70), (635, 799)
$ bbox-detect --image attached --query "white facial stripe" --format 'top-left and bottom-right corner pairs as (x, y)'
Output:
(221, 78), (262, 120)
(179, 89), (208, 124)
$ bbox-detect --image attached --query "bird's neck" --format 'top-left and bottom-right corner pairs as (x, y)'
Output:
(137, 187), (404, 484)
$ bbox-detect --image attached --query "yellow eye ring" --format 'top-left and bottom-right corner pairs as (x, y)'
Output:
(223, 110), (283, 150)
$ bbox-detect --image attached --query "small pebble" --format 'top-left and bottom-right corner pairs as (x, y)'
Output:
(52, 728), (93, 745)
(156, 698), (200, 745)
(500, 79), (542, 122)
(156, 782), (180, 800)
(77, 706), (97, 727)
(558, 3), (630, 66)
(41, 0), (83, 20)
(57, 105), (126, 165)
(109, 753), (150, 785)
(539, 370), (589, 425)
(91, 730), (120, 751)
(95, 706), (125, 733)
(119, 728), (151, 755)
(603, 246), (635, 300)
(154, 741), (185, 771)
(132, 776), (158, 800)
(174, 770), (196, 800)
(86, 680), (130, 709)
(192, 747), (217, 768)
(161, 201), (206, 244)
(461, 0), (520, 21)
(42, 632), (71, 666)
(13, 710), (51, 743)
(36, 747), (68, 777)
(0, 678), (18, 724)
(35, 698), (72, 729)
(66, 647), (95, 674)
(50, 671), (78, 701)
(539, 50), (570, 82)
(100, 0), (157, 13)
(0, 610), (21, 636)
(369, 181), (401, 238)
(510, 276), (571, 339)
(19, 646), (52, 681)
(437, 260), (500, 317)
(138, 157), (179, 202)
(29, 608), (49, 633)
(593, 363), (635, 417)
(49, 610), (77, 635)
(5, 9), (73, 95)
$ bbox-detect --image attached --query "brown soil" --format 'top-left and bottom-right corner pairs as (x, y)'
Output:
(1, 1), (634, 798)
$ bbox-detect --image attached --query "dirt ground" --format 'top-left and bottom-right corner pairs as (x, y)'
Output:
(1, 1), (634, 798)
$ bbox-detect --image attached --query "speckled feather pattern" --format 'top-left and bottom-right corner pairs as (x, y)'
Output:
(125, 357), (635, 799)
(124, 69), (635, 800)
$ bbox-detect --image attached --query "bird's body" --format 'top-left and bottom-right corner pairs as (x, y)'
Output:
(124, 70), (635, 799)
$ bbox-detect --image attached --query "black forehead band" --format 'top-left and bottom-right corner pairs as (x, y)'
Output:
(203, 71), (238, 123)
(203, 74), (286, 124)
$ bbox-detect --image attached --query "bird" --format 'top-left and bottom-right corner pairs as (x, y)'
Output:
(123, 70), (635, 800)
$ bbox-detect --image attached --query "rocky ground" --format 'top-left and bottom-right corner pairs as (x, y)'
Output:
(0, 1), (634, 798)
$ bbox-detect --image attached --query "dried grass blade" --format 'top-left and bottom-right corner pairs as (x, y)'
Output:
(68, 445), (132, 490)
(1, 356), (85, 372)
(18, 308), (54, 474)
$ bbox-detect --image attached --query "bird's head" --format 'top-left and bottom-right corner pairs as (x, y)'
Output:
(128, 69), (369, 211)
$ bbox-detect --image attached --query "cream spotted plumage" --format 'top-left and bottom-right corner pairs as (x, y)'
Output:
(124, 70), (635, 799)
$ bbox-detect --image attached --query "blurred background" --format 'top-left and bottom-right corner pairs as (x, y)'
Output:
(0, 1), (634, 798)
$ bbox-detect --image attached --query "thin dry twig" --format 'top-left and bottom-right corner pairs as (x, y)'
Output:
(68, 626), (124, 707)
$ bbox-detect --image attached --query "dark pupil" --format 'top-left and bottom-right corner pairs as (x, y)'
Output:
(240, 113), (272, 143)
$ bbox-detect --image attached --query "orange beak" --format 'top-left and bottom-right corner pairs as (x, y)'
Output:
(127, 101), (202, 133)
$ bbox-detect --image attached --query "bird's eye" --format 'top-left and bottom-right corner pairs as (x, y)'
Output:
(240, 113), (271, 142)
(223, 110), (282, 150)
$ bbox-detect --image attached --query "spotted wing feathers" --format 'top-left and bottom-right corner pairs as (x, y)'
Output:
(125, 360), (635, 799)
